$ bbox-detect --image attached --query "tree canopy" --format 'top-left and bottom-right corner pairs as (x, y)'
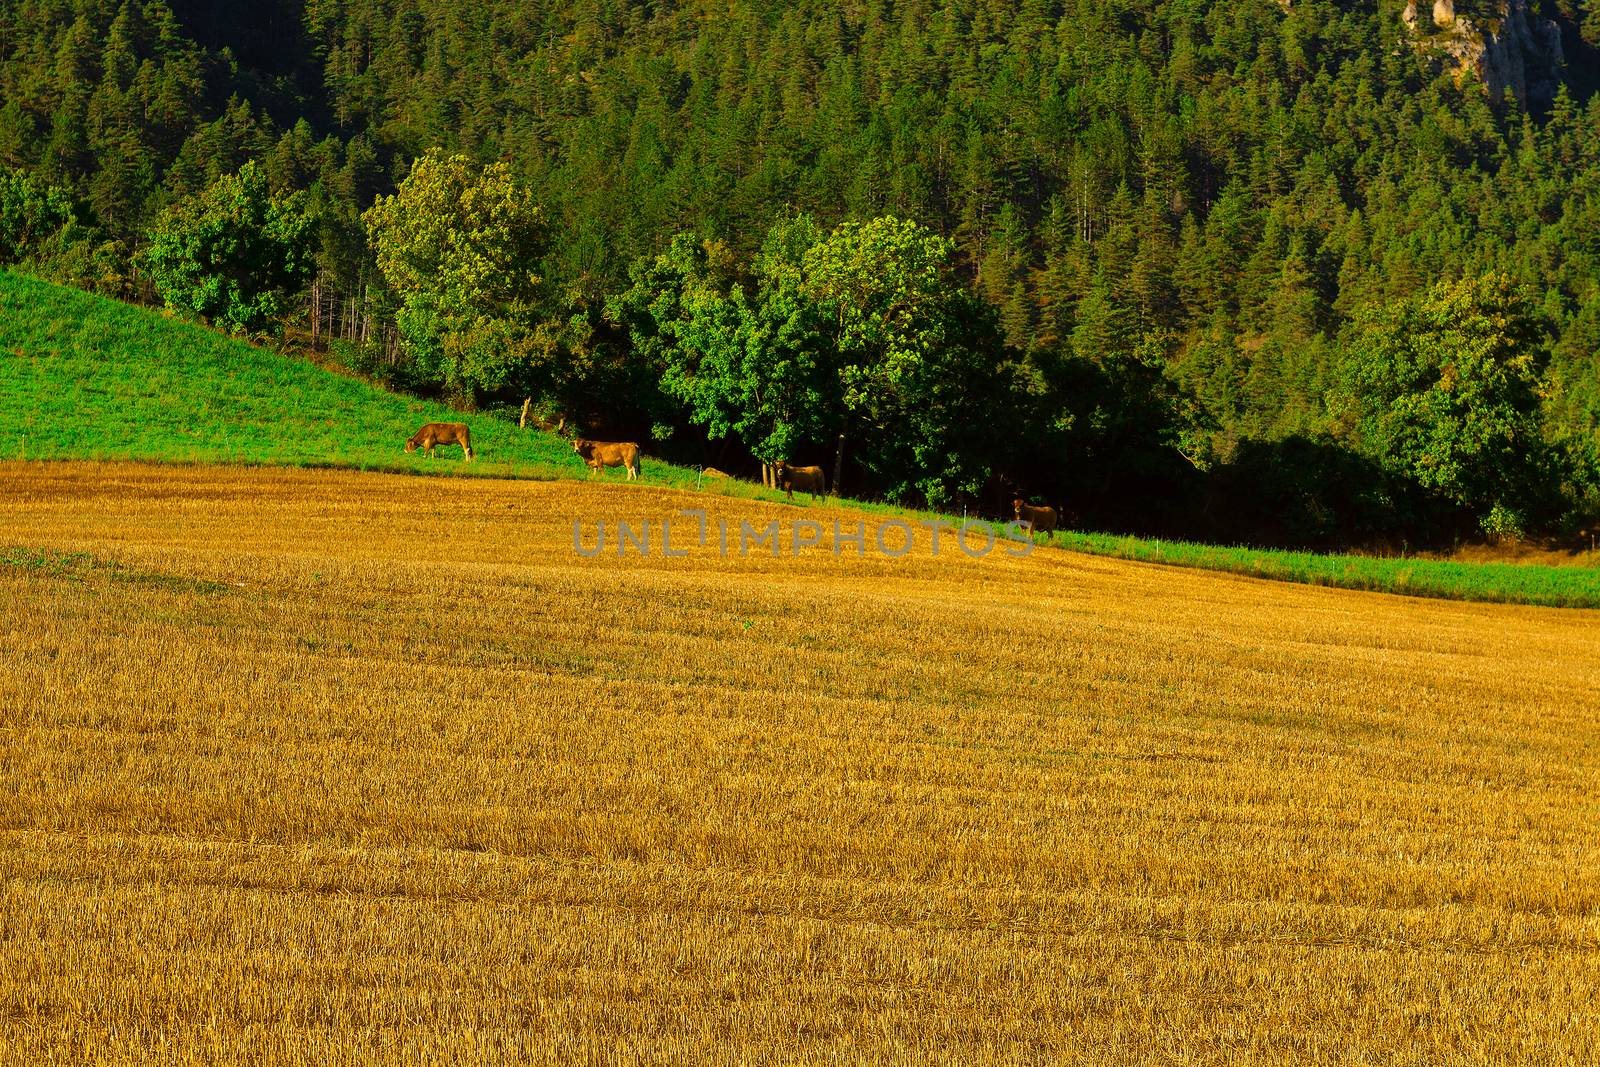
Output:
(363, 148), (545, 400)
(142, 161), (314, 334)
(1340, 274), (1550, 534)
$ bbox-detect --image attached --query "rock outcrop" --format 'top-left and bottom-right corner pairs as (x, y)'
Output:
(1402, 0), (1565, 105)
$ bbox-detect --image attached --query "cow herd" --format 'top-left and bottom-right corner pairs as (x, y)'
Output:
(402, 422), (1065, 536)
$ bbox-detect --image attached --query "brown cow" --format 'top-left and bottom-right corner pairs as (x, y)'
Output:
(702, 467), (730, 479)
(406, 422), (474, 460)
(574, 438), (641, 480)
(1013, 497), (1058, 535)
(775, 461), (826, 502)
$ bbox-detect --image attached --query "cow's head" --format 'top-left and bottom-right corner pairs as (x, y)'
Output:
(404, 438), (418, 453)
(1013, 496), (1026, 517)
(572, 439), (591, 458)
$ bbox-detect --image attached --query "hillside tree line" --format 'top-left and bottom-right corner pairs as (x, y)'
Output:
(3, 0), (1599, 543)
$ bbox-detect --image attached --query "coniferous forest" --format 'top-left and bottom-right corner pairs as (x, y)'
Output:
(4, 0), (1600, 546)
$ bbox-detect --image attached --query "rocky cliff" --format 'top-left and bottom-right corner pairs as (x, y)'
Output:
(1402, 0), (1566, 105)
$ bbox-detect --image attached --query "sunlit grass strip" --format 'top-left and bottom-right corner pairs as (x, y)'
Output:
(1053, 530), (1600, 609)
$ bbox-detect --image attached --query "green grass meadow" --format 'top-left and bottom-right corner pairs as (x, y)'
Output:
(4, 268), (1598, 608)
(0, 270), (811, 505)
(0, 269), (582, 476)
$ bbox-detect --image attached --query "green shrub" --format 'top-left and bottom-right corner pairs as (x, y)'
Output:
(141, 161), (314, 335)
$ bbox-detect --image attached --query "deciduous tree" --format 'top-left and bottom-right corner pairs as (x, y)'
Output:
(363, 149), (546, 401)
(1339, 274), (1550, 534)
(142, 160), (314, 334)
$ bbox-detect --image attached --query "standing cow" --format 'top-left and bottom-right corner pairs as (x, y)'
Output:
(775, 461), (827, 502)
(406, 422), (474, 460)
(1013, 497), (1058, 536)
(573, 438), (642, 480)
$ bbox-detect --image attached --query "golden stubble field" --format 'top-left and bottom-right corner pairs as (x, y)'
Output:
(1, 461), (1597, 1065)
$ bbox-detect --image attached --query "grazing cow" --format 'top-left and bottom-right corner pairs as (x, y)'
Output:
(1013, 497), (1058, 535)
(702, 467), (730, 479)
(775, 461), (826, 502)
(574, 438), (641, 480)
(406, 422), (474, 460)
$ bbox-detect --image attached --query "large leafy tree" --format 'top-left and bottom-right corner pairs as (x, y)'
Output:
(800, 215), (1009, 504)
(618, 214), (1012, 505)
(607, 234), (734, 422)
(611, 224), (835, 468)
(363, 149), (546, 401)
(729, 213), (837, 466)
(141, 161), (314, 334)
(1339, 273), (1550, 532)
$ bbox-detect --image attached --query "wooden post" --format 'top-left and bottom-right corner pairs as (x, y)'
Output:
(519, 397), (532, 429)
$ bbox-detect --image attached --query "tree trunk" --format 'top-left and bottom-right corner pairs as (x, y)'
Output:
(831, 431), (846, 497)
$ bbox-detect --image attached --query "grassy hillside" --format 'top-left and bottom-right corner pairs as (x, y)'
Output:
(4, 268), (1599, 608)
(0, 269), (834, 504)
(0, 269), (584, 477)
(2, 463), (1596, 1064)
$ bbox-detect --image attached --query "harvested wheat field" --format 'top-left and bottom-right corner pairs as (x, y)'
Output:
(1, 461), (1597, 1066)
